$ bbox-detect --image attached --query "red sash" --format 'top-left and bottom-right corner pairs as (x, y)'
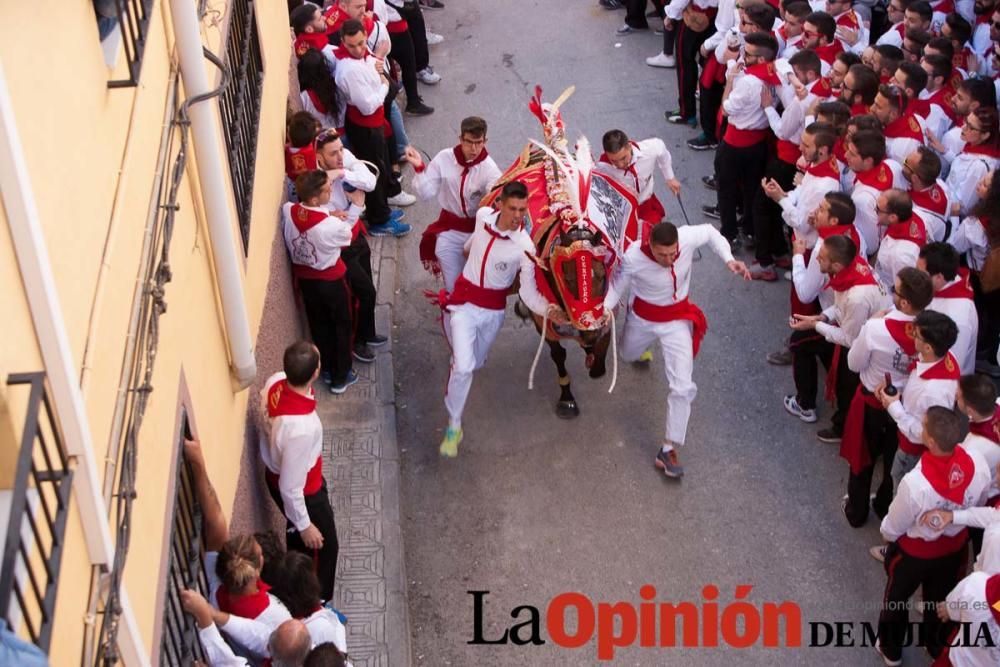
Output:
(723, 126), (769, 147)
(910, 183), (949, 218)
(631, 297), (709, 357)
(637, 194), (665, 226)
(840, 386), (884, 474)
(898, 528), (968, 558)
(265, 455), (324, 496)
(920, 445), (976, 505)
(443, 274), (508, 310)
(935, 269), (974, 299)
(898, 431), (925, 456)
(285, 144), (318, 181)
(216, 580), (272, 619)
(883, 215), (928, 248)
(854, 161), (896, 192)
(883, 114), (925, 142)
(334, 47), (386, 129)
(419, 209), (476, 276)
(776, 139), (801, 165)
(969, 406), (1000, 444)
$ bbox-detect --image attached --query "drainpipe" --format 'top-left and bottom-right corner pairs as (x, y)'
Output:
(0, 62), (149, 666)
(168, 0), (256, 388)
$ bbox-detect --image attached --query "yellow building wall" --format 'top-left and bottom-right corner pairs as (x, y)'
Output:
(0, 0), (291, 662)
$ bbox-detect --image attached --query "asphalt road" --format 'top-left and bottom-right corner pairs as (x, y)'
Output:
(393, 2), (928, 665)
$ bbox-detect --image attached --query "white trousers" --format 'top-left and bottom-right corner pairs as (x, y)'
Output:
(436, 230), (471, 293)
(444, 303), (506, 426)
(620, 313), (697, 445)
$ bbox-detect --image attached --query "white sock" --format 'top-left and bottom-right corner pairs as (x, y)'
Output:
(449, 420), (461, 431)
(661, 443), (674, 453)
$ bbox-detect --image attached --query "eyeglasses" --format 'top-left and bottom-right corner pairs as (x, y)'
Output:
(803, 28), (820, 37)
(966, 122), (985, 132)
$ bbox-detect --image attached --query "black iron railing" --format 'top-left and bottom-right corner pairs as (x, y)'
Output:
(0, 372), (74, 653)
(107, 0), (155, 88)
(220, 0), (264, 252)
(160, 428), (210, 666)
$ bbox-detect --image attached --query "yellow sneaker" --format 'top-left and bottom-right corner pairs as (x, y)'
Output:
(439, 426), (463, 458)
(638, 349), (653, 363)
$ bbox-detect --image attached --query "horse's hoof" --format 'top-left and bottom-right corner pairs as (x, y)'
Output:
(585, 353), (595, 369)
(589, 365), (607, 379)
(556, 400), (580, 419)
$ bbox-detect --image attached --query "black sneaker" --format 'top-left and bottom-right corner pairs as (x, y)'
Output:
(367, 334), (389, 348)
(405, 101), (434, 116)
(701, 175), (718, 191)
(817, 427), (842, 444)
(701, 204), (720, 219)
(665, 110), (695, 125)
(766, 349), (793, 365)
(420, 0), (445, 8)
(599, 0), (623, 8)
(740, 232), (756, 250)
(353, 344), (376, 363)
(655, 449), (685, 478)
(687, 133), (718, 151)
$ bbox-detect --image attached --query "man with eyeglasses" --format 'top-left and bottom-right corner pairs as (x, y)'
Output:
(802, 11), (842, 73)
(873, 189), (928, 290)
(710, 32), (779, 246)
(404, 116), (502, 293)
(970, 0), (998, 69)
(903, 147), (955, 242)
(875, 0), (909, 48)
(840, 62), (880, 115)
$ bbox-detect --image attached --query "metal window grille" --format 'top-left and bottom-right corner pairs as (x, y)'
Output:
(0, 372), (74, 653)
(107, 0), (156, 88)
(159, 420), (209, 666)
(220, 0), (264, 252)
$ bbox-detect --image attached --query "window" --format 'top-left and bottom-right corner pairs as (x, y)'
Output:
(220, 0), (265, 252)
(160, 418), (210, 666)
(101, 0), (156, 88)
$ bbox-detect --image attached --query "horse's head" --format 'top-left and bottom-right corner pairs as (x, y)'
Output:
(548, 225), (610, 333)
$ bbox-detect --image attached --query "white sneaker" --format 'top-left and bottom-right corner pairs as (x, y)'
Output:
(387, 191), (417, 207)
(645, 52), (676, 68)
(417, 67), (441, 85)
(783, 394), (818, 423)
(425, 31), (444, 45)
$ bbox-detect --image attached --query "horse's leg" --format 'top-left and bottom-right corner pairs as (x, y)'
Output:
(588, 329), (612, 379)
(548, 340), (579, 418)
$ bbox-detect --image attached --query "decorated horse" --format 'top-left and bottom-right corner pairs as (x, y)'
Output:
(481, 86), (641, 418)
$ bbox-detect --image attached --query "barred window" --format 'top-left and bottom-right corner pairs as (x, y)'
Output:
(220, 0), (265, 253)
(100, 0), (156, 88)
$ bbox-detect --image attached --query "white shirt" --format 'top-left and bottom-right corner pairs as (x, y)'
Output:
(951, 216), (992, 272)
(917, 88), (954, 144)
(722, 65), (770, 131)
(702, 0), (738, 53)
(281, 202), (357, 274)
(664, 0), (719, 21)
(457, 208), (549, 316)
(763, 83), (812, 145)
(887, 355), (960, 445)
(952, 506), (1000, 573)
(334, 51), (389, 117)
(198, 624), (249, 667)
(910, 180), (955, 243)
(300, 90), (343, 131)
(327, 147), (377, 209)
(257, 372), (323, 532)
(947, 150), (999, 217)
(880, 445), (991, 543)
(412, 148), (502, 219)
(851, 160), (906, 253)
(816, 281), (888, 348)
(604, 224), (735, 311)
(874, 225), (923, 290)
(962, 434), (1000, 507)
(221, 607), (348, 657)
(593, 138), (676, 205)
(942, 572), (1000, 667)
(930, 278), (979, 375)
(779, 168), (843, 248)
(847, 309), (917, 392)
(876, 22), (904, 47)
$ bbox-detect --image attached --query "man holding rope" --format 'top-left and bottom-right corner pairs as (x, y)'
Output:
(603, 221), (751, 478)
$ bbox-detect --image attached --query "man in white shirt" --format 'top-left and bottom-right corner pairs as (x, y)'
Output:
(604, 221), (750, 478)
(874, 189), (928, 290)
(903, 146), (954, 242)
(919, 242), (979, 374)
(844, 129), (906, 254)
(437, 182), (559, 458)
(876, 406), (991, 665)
(259, 342), (339, 603)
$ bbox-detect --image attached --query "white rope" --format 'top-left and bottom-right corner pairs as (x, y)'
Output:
(527, 308), (549, 390)
(607, 310), (619, 394)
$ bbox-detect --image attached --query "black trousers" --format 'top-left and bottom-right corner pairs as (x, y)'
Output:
(699, 79), (724, 140)
(625, 0), (650, 28)
(345, 120), (395, 226)
(753, 158), (796, 267)
(267, 478), (339, 603)
(398, 3), (430, 72)
(878, 541), (968, 662)
(971, 271), (1000, 361)
(844, 402), (898, 527)
(791, 335), (859, 433)
(342, 234), (377, 343)
(675, 22), (713, 120)
(715, 139), (767, 240)
(389, 28), (421, 106)
(299, 277), (353, 385)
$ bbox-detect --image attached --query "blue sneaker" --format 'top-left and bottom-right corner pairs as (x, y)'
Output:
(390, 209), (406, 222)
(330, 369), (359, 394)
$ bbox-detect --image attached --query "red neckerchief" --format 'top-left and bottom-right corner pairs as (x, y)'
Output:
(883, 214), (927, 247)
(452, 144), (490, 216)
(854, 161), (895, 191)
(884, 313), (918, 356)
(825, 256), (879, 291)
(809, 77), (834, 99)
(935, 268), (974, 299)
(953, 46), (975, 72)
(745, 62), (782, 86)
(266, 378), (316, 417)
(969, 405), (1000, 444)
(806, 157), (840, 180)
(333, 44), (370, 61)
(908, 98), (932, 119)
(294, 32), (329, 58)
(599, 141), (642, 192)
(975, 12), (991, 25)
(894, 22), (905, 38)
(639, 228), (682, 300)
(925, 87), (958, 122)
(920, 352), (960, 380)
(833, 138), (847, 164)
(931, 0), (955, 12)
(849, 102), (870, 116)
(288, 204), (331, 234)
(305, 89), (327, 115)
(963, 142), (1000, 159)
(817, 222), (860, 248)
(216, 580), (271, 619)
(987, 574), (1000, 626)
(910, 183), (949, 216)
(835, 8), (860, 30)
(919, 445), (975, 505)
(883, 113), (925, 141)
